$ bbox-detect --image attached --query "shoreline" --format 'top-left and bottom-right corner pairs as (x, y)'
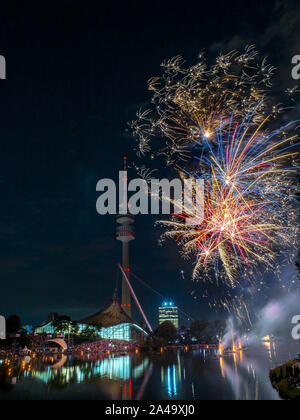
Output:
(270, 360), (300, 400)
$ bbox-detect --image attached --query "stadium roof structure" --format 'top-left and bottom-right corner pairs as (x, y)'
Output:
(78, 289), (133, 328)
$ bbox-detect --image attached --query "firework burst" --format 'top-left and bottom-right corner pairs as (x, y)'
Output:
(131, 46), (300, 325)
(130, 45), (290, 167)
(159, 115), (299, 285)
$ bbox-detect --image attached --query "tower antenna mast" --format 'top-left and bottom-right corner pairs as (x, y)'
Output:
(116, 156), (135, 317)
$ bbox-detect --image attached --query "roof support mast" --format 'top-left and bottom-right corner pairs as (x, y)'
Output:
(118, 264), (153, 333)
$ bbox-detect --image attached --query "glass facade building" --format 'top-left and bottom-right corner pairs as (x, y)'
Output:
(97, 323), (147, 342)
(35, 293), (149, 342)
(35, 321), (148, 342)
(159, 302), (179, 329)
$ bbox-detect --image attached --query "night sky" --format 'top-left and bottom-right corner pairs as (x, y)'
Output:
(0, 0), (299, 328)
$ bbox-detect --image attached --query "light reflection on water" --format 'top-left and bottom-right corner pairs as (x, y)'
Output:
(0, 342), (298, 400)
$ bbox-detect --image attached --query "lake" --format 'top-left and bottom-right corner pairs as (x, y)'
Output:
(0, 341), (298, 400)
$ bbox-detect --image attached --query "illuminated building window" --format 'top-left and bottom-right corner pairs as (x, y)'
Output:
(35, 321), (148, 342)
(159, 303), (179, 329)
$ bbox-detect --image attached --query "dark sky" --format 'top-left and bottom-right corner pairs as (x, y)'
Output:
(0, 0), (299, 328)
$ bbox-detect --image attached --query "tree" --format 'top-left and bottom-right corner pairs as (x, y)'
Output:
(6, 315), (21, 334)
(155, 321), (177, 343)
(190, 319), (226, 343)
(190, 320), (209, 341)
(52, 315), (77, 335)
(19, 330), (31, 348)
(80, 326), (99, 342)
(214, 320), (227, 337)
(87, 321), (101, 331)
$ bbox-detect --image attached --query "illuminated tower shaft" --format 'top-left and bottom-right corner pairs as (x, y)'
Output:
(116, 158), (135, 317)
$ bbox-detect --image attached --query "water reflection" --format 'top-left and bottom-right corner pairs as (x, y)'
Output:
(215, 339), (289, 400)
(0, 353), (150, 400)
(0, 341), (298, 400)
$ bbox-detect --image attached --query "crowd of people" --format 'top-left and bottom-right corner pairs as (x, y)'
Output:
(72, 339), (139, 354)
(0, 345), (9, 355)
(0, 334), (140, 357)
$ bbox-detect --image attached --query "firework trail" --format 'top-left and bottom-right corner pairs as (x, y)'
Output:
(157, 113), (299, 324)
(130, 46), (300, 325)
(158, 114), (299, 285)
(130, 45), (287, 167)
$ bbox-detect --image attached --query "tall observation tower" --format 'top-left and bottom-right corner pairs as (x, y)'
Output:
(116, 157), (135, 318)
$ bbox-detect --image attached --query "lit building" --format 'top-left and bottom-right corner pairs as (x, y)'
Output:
(78, 290), (148, 341)
(35, 290), (148, 342)
(35, 322), (58, 335)
(159, 302), (179, 329)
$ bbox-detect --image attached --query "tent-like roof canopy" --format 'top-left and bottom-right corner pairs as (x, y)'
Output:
(79, 290), (133, 328)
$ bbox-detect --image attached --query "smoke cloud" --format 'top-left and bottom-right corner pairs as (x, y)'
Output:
(222, 293), (300, 348)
